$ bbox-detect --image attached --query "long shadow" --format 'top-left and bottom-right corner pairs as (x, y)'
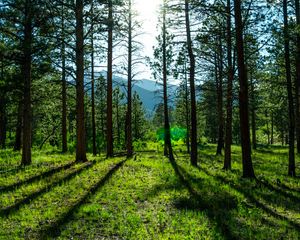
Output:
(0, 161), (94, 217)
(256, 144), (288, 150)
(257, 177), (300, 202)
(0, 161), (76, 192)
(199, 167), (300, 232)
(0, 162), (55, 177)
(38, 159), (127, 239)
(255, 190), (300, 214)
(254, 149), (287, 156)
(0, 162), (56, 176)
(254, 181), (300, 214)
(0, 166), (26, 175)
(276, 182), (300, 194)
(168, 158), (238, 240)
(218, 166), (300, 206)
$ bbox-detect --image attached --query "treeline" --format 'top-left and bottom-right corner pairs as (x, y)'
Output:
(0, 0), (299, 178)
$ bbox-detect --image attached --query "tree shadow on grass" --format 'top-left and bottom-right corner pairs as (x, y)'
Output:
(0, 162), (58, 176)
(203, 163), (300, 213)
(254, 149), (287, 156)
(143, 157), (296, 239)
(276, 182), (300, 194)
(257, 177), (300, 204)
(0, 166), (25, 175)
(0, 161), (76, 192)
(199, 167), (300, 232)
(0, 161), (94, 216)
(38, 159), (127, 239)
(167, 158), (239, 240)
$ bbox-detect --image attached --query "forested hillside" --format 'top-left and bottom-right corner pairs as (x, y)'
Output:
(0, 0), (300, 239)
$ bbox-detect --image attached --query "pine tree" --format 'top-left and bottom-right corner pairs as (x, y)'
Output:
(233, 0), (255, 178)
(75, 0), (87, 162)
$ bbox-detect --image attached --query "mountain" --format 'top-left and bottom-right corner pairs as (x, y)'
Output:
(133, 78), (178, 113)
(112, 75), (162, 114)
(135, 79), (160, 92)
(96, 72), (177, 115)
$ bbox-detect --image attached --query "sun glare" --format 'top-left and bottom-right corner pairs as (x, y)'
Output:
(134, 0), (161, 22)
(133, 0), (161, 79)
(134, 0), (161, 36)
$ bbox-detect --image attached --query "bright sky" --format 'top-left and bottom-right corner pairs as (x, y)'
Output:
(133, 0), (161, 80)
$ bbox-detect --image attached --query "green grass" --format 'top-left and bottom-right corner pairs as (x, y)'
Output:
(0, 145), (300, 239)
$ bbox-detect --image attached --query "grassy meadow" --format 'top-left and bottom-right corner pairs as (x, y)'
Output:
(0, 144), (299, 239)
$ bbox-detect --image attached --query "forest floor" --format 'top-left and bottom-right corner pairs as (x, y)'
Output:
(0, 144), (300, 239)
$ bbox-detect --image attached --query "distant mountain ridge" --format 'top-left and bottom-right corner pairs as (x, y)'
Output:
(95, 72), (177, 114)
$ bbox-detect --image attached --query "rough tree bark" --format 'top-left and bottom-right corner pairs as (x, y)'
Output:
(233, 0), (255, 178)
(185, 0), (197, 166)
(224, 0), (233, 170)
(283, 0), (295, 176)
(75, 0), (87, 162)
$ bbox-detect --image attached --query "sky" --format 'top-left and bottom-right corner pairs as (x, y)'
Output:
(133, 0), (161, 80)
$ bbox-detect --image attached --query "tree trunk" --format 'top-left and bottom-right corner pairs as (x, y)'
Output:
(233, 0), (255, 178)
(185, 0), (197, 166)
(295, 0), (300, 154)
(250, 74), (257, 149)
(14, 100), (23, 151)
(216, 34), (224, 156)
(61, 10), (68, 153)
(162, 0), (174, 162)
(106, 0), (114, 157)
(75, 0), (87, 162)
(91, 3), (97, 156)
(224, 0), (233, 170)
(283, 0), (296, 176)
(184, 62), (190, 154)
(21, 0), (33, 166)
(126, 0), (133, 158)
